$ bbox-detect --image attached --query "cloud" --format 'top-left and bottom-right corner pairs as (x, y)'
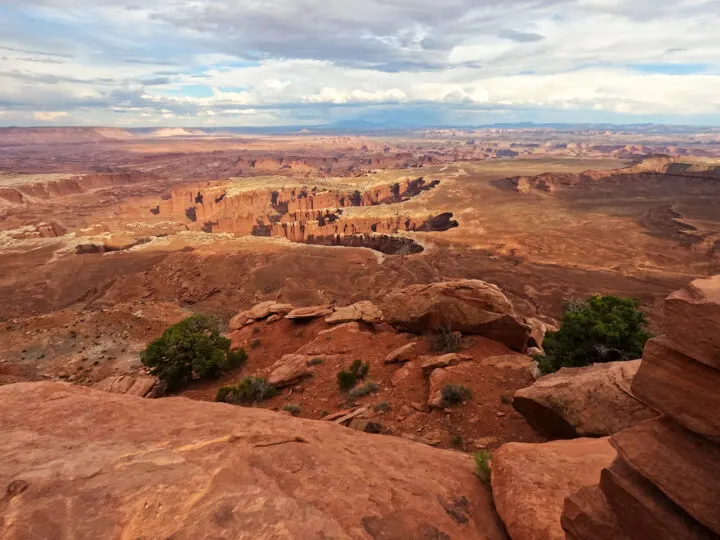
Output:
(2, 0), (720, 126)
(33, 110), (69, 121)
(498, 29), (545, 42)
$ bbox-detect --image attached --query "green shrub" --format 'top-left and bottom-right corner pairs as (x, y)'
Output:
(429, 326), (463, 353)
(348, 381), (379, 399)
(337, 360), (370, 391)
(538, 296), (650, 374)
(441, 384), (472, 405)
(282, 404), (301, 416)
(141, 315), (245, 390)
(216, 377), (277, 404)
(473, 450), (491, 484)
(374, 401), (391, 413)
(451, 434), (463, 449)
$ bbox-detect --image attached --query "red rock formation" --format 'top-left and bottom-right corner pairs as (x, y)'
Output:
(0, 381), (507, 539)
(561, 275), (720, 539)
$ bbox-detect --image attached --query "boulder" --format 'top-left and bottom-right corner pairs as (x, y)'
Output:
(631, 337), (720, 441)
(229, 301), (293, 330)
(267, 354), (332, 387)
(391, 361), (419, 388)
(599, 456), (717, 540)
(382, 280), (531, 351)
(526, 316), (550, 350)
(317, 322), (361, 336)
(492, 437), (617, 540)
(92, 375), (165, 398)
(285, 305), (334, 320)
(513, 360), (657, 439)
(325, 301), (383, 324)
(427, 368), (451, 408)
(664, 275), (720, 369)
(384, 342), (417, 364)
(420, 353), (473, 373)
(610, 417), (720, 535)
(0, 382), (507, 540)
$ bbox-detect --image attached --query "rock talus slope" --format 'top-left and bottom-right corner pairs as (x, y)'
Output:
(0, 382), (508, 540)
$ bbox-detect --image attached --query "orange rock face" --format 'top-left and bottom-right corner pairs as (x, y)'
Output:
(0, 382), (507, 540)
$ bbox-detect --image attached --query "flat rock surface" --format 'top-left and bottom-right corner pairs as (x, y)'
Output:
(514, 360), (656, 439)
(492, 437), (616, 540)
(92, 375), (163, 398)
(0, 382), (508, 540)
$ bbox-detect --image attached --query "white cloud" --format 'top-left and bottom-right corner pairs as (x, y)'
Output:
(32, 111), (69, 121)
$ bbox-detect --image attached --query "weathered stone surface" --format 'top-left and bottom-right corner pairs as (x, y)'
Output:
(0, 382), (507, 540)
(514, 360), (656, 439)
(427, 368), (451, 408)
(93, 375), (165, 398)
(610, 417), (720, 535)
(632, 337), (720, 440)
(229, 301), (294, 330)
(420, 352), (473, 373)
(664, 275), (720, 369)
(382, 280), (531, 351)
(285, 305), (334, 320)
(526, 317), (550, 350)
(384, 342), (417, 364)
(492, 437), (616, 540)
(481, 354), (533, 370)
(317, 322), (361, 336)
(562, 485), (631, 540)
(391, 361), (419, 388)
(325, 301), (383, 324)
(267, 354), (331, 387)
(600, 456), (717, 540)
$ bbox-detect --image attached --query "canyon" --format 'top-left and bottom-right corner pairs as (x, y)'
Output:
(0, 126), (719, 538)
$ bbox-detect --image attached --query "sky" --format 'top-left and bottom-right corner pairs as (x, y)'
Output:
(2, 0), (720, 127)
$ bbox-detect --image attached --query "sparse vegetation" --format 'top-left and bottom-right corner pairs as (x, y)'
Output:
(282, 404), (301, 416)
(473, 450), (492, 484)
(451, 434), (463, 449)
(348, 381), (379, 399)
(250, 338), (261, 350)
(374, 401), (391, 413)
(538, 295), (650, 374)
(442, 384), (472, 405)
(308, 357), (325, 366)
(429, 325), (463, 353)
(216, 377), (277, 404)
(141, 315), (246, 391)
(337, 359), (370, 391)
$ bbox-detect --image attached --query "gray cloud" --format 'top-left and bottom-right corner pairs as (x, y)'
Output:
(498, 29), (545, 42)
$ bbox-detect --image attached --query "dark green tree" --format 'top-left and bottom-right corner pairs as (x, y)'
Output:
(538, 296), (650, 374)
(141, 315), (246, 390)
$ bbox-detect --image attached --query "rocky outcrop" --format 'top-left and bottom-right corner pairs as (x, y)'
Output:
(382, 280), (531, 351)
(0, 382), (507, 540)
(92, 375), (165, 398)
(420, 353), (473, 373)
(513, 360), (657, 439)
(285, 305), (334, 320)
(325, 301), (383, 324)
(491, 437), (616, 540)
(663, 275), (720, 369)
(229, 301), (294, 330)
(561, 276), (720, 539)
(632, 337), (720, 440)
